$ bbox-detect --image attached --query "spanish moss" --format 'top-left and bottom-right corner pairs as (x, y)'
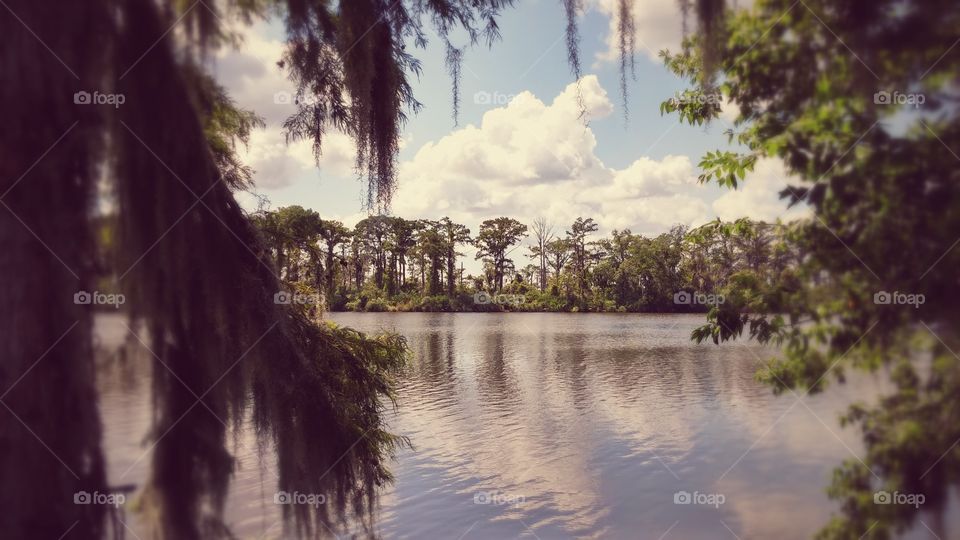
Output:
(445, 41), (464, 125)
(281, 0), (515, 209)
(617, 0), (637, 122)
(563, 0), (586, 118)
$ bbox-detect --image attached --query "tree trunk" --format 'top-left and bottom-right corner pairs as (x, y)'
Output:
(446, 247), (455, 296)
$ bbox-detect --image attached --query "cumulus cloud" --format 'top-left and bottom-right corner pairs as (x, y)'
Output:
(587, 0), (754, 63)
(712, 157), (811, 222)
(392, 75), (713, 234)
(393, 75), (802, 236)
(214, 22), (357, 190)
(236, 128), (310, 190)
(236, 127), (356, 190)
(589, 0), (685, 62)
(213, 20), (798, 224)
(213, 22), (294, 124)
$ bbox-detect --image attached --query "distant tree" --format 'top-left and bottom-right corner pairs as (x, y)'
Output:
(318, 219), (350, 306)
(355, 216), (391, 289)
(520, 264), (539, 286)
(388, 218), (419, 290)
(438, 217), (471, 296)
(349, 234), (367, 291)
(254, 206), (325, 285)
(474, 218), (528, 291)
(729, 219), (772, 274)
(545, 237), (572, 285)
(528, 217), (555, 291)
(566, 217), (599, 299)
(597, 229), (639, 306)
(416, 221), (446, 295)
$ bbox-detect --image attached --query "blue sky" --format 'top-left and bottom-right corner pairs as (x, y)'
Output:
(213, 0), (801, 271)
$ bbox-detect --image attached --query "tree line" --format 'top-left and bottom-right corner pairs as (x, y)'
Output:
(254, 207), (796, 313)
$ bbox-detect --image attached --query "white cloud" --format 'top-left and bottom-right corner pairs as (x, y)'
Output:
(235, 127), (312, 190)
(719, 96), (741, 125)
(215, 22), (357, 190)
(214, 20), (796, 227)
(214, 22), (294, 124)
(393, 75), (713, 234)
(587, 0), (754, 63)
(588, 0), (685, 62)
(393, 76), (800, 237)
(235, 125), (356, 190)
(712, 157), (811, 222)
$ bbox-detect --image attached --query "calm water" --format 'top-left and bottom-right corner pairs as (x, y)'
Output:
(94, 312), (947, 539)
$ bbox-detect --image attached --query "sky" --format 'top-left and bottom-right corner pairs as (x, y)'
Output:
(212, 0), (804, 271)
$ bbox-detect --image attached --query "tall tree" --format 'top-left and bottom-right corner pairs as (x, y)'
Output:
(318, 219), (350, 307)
(528, 217), (555, 291)
(387, 217), (418, 291)
(545, 237), (572, 285)
(416, 221), (446, 295)
(598, 229), (639, 306)
(474, 218), (528, 291)
(354, 216), (391, 289)
(566, 217), (599, 299)
(438, 217), (471, 297)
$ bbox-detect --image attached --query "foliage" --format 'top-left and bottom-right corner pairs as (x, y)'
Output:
(256, 210), (794, 315)
(474, 217), (528, 291)
(250, 316), (409, 537)
(662, 0), (960, 537)
(278, 0), (518, 209)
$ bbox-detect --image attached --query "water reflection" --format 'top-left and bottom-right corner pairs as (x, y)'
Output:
(94, 312), (946, 539)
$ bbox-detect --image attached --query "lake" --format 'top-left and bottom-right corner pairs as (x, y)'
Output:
(94, 312), (943, 539)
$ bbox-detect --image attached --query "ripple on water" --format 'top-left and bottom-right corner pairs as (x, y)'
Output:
(93, 312), (913, 539)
